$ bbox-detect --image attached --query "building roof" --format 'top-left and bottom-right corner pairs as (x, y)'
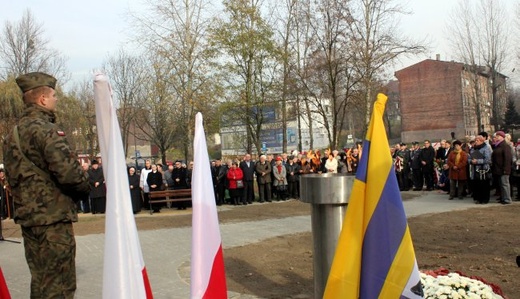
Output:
(394, 59), (464, 77)
(395, 58), (508, 80)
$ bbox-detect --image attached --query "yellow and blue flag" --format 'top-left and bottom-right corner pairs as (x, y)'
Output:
(323, 93), (423, 298)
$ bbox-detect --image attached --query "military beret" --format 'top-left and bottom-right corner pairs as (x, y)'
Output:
(15, 72), (57, 93)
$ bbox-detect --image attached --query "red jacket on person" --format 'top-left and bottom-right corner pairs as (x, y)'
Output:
(227, 167), (243, 189)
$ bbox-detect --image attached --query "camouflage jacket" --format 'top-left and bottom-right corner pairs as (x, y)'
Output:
(2, 104), (90, 227)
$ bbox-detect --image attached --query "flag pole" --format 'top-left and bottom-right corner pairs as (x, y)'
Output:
(93, 73), (153, 299)
(191, 112), (227, 298)
(299, 173), (353, 298)
(323, 93), (423, 298)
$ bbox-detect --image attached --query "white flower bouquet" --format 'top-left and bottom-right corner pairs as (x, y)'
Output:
(421, 268), (506, 299)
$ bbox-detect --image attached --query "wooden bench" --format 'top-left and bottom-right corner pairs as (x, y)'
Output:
(148, 189), (192, 214)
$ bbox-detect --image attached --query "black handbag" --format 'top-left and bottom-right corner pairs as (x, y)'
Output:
(236, 180), (244, 188)
(277, 184), (287, 192)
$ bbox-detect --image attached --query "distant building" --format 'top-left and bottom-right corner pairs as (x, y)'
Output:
(395, 58), (507, 142)
(220, 100), (331, 156)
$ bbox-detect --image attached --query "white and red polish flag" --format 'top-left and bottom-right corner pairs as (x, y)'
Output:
(191, 112), (227, 298)
(93, 73), (153, 299)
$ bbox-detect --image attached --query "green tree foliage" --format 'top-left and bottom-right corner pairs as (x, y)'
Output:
(0, 77), (24, 161)
(64, 81), (98, 159)
(503, 98), (520, 131)
(132, 0), (221, 162)
(211, 0), (281, 155)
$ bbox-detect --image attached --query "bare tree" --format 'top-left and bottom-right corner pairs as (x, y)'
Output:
(348, 0), (425, 130)
(447, 0), (486, 133)
(134, 56), (179, 165)
(290, 0), (317, 150)
(289, 0), (362, 149)
(132, 0), (219, 162)
(103, 49), (147, 155)
(271, 0), (298, 153)
(479, 0), (510, 130)
(448, 0), (510, 131)
(66, 80), (99, 159)
(0, 9), (68, 81)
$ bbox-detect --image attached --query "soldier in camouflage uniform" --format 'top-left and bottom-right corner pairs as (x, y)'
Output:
(2, 72), (90, 299)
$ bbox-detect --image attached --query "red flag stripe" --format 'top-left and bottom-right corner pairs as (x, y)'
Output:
(202, 245), (227, 299)
(142, 267), (153, 299)
(0, 267), (11, 299)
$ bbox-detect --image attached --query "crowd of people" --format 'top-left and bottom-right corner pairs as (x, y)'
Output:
(209, 149), (362, 206)
(5, 130), (518, 221)
(392, 131), (519, 205)
(5, 125), (517, 216)
(72, 148), (363, 214)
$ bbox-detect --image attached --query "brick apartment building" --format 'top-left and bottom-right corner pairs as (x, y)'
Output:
(395, 58), (507, 143)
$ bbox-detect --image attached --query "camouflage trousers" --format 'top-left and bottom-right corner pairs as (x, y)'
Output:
(21, 222), (76, 299)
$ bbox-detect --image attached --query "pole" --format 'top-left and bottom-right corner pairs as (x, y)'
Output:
(299, 173), (354, 298)
(133, 123), (139, 169)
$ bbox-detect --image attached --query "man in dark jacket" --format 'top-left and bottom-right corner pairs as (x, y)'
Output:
(3, 72), (90, 298)
(420, 140), (436, 190)
(211, 159), (222, 204)
(285, 156), (301, 199)
(410, 141), (423, 190)
(239, 154), (256, 204)
(395, 143), (411, 191)
(255, 155), (272, 202)
(492, 131), (512, 204)
(217, 160), (229, 205)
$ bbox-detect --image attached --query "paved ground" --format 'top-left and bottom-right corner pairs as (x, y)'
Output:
(0, 190), (494, 298)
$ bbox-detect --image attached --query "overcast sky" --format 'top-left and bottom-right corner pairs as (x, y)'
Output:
(0, 0), (517, 89)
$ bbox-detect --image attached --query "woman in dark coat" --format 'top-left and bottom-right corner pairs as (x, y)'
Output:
(146, 164), (164, 212)
(88, 160), (106, 214)
(128, 166), (141, 214)
(146, 164), (164, 192)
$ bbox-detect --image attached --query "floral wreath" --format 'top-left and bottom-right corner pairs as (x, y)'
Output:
(421, 267), (506, 299)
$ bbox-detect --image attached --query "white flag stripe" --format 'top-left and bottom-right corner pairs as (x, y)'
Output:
(93, 74), (149, 299)
(191, 113), (224, 298)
